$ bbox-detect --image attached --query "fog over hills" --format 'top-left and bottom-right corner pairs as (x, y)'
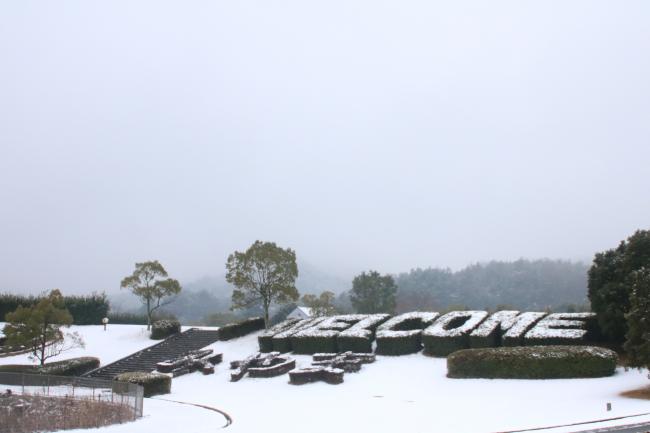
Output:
(1, 1), (649, 294)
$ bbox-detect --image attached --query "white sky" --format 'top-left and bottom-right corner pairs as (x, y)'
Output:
(1, 1), (649, 293)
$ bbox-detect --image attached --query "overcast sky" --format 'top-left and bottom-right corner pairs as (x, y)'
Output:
(1, 1), (649, 294)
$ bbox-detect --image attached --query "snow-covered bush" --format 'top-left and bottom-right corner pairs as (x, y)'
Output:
(469, 311), (520, 348)
(150, 320), (181, 340)
(422, 311), (488, 356)
(230, 352), (296, 381)
(155, 349), (221, 377)
(375, 312), (439, 355)
(258, 318), (300, 352)
(270, 317), (327, 352)
(311, 351), (376, 372)
(115, 371), (171, 397)
(501, 312), (547, 346)
(524, 313), (596, 345)
(291, 315), (369, 354)
(248, 358), (296, 378)
(289, 366), (344, 385)
(337, 314), (390, 353)
(218, 317), (265, 341)
(447, 345), (617, 379)
(0, 357), (100, 376)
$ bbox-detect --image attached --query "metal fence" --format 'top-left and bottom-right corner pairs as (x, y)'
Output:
(0, 372), (144, 426)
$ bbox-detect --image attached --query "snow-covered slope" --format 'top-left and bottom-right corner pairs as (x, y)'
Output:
(1, 324), (650, 433)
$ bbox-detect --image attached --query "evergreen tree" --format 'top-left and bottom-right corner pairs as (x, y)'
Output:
(588, 230), (650, 342)
(350, 271), (397, 314)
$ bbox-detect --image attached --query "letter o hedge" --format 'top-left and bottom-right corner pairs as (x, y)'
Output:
(447, 345), (617, 379)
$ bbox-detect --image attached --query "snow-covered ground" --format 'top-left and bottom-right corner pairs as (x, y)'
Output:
(1, 324), (650, 433)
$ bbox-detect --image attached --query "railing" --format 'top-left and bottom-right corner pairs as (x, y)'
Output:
(0, 372), (143, 432)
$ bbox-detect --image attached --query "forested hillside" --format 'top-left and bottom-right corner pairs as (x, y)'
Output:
(395, 259), (589, 312)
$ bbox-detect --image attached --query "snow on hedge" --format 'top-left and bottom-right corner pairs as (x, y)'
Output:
(294, 315), (369, 337)
(339, 314), (390, 339)
(424, 311), (488, 338)
(376, 312), (440, 355)
(469, 311), (520, 348)
(376, 312), (440, 338)
(422, 311), (488, 356)
(524, 313), (595, 345)
(258, 318), (300, 352)
(502, 312), (547, 346)
(259, 311), (599, 355)
(338, 314), (390, 352)
(291, 315), (372, 354)
(270, 317), (327, 352)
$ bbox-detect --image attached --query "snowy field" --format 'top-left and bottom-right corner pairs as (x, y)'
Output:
(2, 324), (650, 433)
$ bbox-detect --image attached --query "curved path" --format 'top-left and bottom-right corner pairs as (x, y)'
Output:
(151, 397), (233, 429)
(500, 412), (650, 433)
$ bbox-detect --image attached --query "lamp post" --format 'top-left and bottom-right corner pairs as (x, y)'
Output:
(102, 317), (109, 331)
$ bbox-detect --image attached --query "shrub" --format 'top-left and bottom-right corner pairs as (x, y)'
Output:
(115, 371), (171, 397)
(0, 357), (100, 376)
(150, 320), (181, 340)
(288, 367), (344, 385)
(376, 312), (439, 355)
(107, 312), (148, 325)
(422, 311), (488, 356)
(218, 317), (265, 341)
(248, 358), (296, 378)
(447, 345), (617, 379)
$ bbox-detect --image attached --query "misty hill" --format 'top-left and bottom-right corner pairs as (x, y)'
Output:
(395, 259), (589, 312)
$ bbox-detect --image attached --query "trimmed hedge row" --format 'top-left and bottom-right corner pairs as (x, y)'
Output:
(150, 320), (181, 340)
(423, 311), (488, 357)
(375, 312), (440, 355)
(115, 371), (171, 397)
(0, 292), (109, 325)
(0, 357), (100, 376)
(219, 317), (265, 341)
(289, 315), (389, 354)
(447, 345), (617, 379)
(258, 319), (300, 352)
(107, 312), (149, 325)
(289, 367), (344, 385)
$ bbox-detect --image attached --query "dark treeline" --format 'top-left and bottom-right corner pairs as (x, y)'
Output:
(0, 292), (109, 324)
(395, 259), (589, 313)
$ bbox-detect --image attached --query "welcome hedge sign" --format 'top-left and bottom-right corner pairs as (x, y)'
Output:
(258, 311), (596, 356)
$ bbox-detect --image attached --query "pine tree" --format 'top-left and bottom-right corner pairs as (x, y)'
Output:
(350, 271), (397, 314)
